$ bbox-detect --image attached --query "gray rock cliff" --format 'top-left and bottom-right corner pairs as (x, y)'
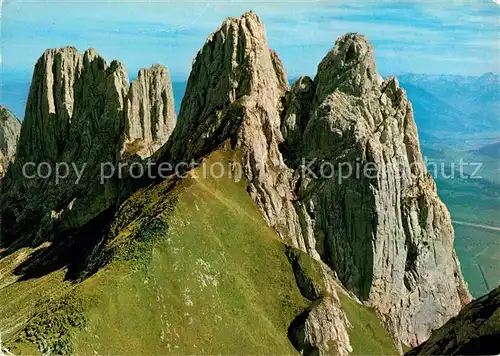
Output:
(123, 64), (176, 159)
(286, 33), (471, 347)
(0, 106), (21, 176)
(156, 18), (471, 349)
(0, 47), (175, 246)
(155, 11), (305, 249)
(0, 12), (475, 354)
(1, 47), (128, 244)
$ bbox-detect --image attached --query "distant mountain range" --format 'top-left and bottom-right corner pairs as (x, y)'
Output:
(473, 141), (500, 158)
(398, 73), (500, 140)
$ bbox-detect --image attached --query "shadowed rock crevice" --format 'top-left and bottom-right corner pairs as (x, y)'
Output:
(280, 76), (315, 165)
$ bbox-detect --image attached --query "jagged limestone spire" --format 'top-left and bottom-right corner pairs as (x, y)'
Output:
(287, 32), (471, 347)
(124, 64), (176, 159)
(0, 105), (21, 175)
(1, 47), (176, 246)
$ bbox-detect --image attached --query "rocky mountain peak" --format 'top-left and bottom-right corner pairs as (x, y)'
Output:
(16, 46), (128, 166)
(154, 14), (471, 349)
(284, 30), (472, 347)
(160, 9), (287, 161)
(314, 33), (382, 101)
(154, 13), (353, 354)
(156, 11), (305, 248)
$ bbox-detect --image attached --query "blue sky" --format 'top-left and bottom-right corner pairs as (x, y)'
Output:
(1, 0), (499, 83)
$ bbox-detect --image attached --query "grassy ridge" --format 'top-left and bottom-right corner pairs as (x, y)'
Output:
(72, 149), (309, 354)
(2, 149), (399, 355)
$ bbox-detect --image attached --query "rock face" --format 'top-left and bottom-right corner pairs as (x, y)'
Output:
(0, 47), (175, 246)
(285, 34), (470, 345)
(286, 247), (352, 356)
(280, 76), (315, 162)
(406, 286), (500, 355)
(1, 47), (128, 245)
(155, 12), (352, 354)
(285, 34), (471, 346)
(290, 295), (352, 356)
(0, 12), (474, 354)
(156, 11), (305, 250)
(155, 14), (471, 349)
(0, 105), (21, 175)
(123, 64), (176, 159)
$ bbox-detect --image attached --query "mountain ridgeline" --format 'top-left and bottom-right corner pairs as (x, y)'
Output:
(398, 73), (500, 139)
(1, 11), (495, 356)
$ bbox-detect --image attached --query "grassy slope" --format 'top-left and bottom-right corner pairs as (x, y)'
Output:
(337, 290), (399, 355)
(1, 149), (398, 355)
(0, 244), (69, 341)
(72, 150), (308, 354)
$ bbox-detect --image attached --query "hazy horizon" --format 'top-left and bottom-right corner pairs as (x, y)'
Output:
(1, 1), (499, 119)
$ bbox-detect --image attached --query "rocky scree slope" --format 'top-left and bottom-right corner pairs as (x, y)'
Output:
(154, 12), (471, 348)
(0, 105), (21, 176)
(0, 47), (175, 247)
